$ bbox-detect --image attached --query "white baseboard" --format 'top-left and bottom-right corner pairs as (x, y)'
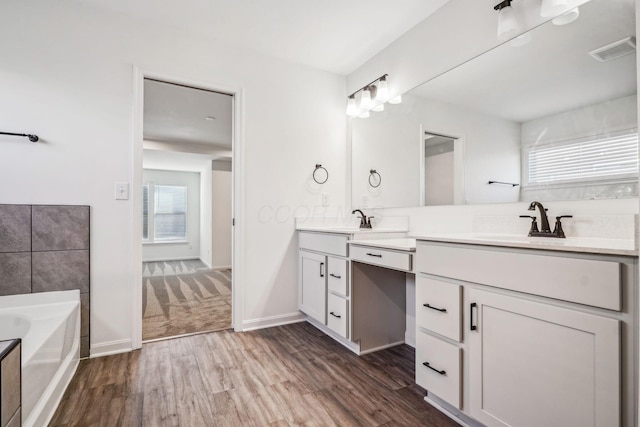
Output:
(241, 312), (306, 331)
(405, 331), (416, 348)
(142, 256), (201, 262)
(199, 258), (212, 269)
(209, 265), (232, 271)
(90, 338), (132, 358)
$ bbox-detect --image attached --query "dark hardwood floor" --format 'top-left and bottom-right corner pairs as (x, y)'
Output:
(50, 322), (457, 426)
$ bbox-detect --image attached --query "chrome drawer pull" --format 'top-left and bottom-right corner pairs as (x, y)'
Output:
(423, 361), (446, 375)
(423, 303), (447, 313)
(329, 273), (342, 279)
(329, 311), (342, 319)
(366, 253), (382, 258)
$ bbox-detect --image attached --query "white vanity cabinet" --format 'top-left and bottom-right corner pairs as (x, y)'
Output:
(298, 231), (350, 337)
(415, 240), (637, 427)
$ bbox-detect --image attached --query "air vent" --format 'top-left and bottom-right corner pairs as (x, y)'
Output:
(589, 36), (636, 62)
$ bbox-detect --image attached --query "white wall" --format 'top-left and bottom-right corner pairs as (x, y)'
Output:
(0, 1), (347, 354)
(212, 160), (232, 268)
(142, 169), (201, 261)
(200, 165), (213, 268)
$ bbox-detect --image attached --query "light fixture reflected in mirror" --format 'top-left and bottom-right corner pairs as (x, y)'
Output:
(376, 76), (389, 102)
(540, 0), (568, 18)
(552, 6), (579, 25)
(495, 0), (521, 42)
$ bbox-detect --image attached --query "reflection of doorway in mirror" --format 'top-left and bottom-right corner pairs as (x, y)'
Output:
(423, 132), (457, 206)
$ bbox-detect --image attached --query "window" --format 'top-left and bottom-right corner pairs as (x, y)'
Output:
(526, 130), (638, 185)
(142, 183), (188, 242)
(154, 185), (187, 241)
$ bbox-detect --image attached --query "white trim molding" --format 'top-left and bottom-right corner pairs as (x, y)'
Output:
(241, 312), (306, 332)
(131, 66), (244, 346)
(90, 339), (133, 358)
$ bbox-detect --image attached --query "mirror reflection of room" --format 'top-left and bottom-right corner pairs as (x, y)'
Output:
(351, 0), (637, 209)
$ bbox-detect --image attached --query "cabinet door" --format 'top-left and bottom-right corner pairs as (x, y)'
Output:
(468, 289), (620, 427)
(299, 251), (326, 324)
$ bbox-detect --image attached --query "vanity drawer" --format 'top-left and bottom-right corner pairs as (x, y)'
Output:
(416, 242), (621, 311)
(350, 245), (412, 271)
(299, 231), (348, 257)
(416, 277), (461, 342)
(416, 330), (461, 409)
(327, 293), (348, 339)
(327, 257), (348, 296)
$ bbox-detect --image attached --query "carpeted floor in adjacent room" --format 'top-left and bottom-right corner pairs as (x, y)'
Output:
(142, 260), (232, 341)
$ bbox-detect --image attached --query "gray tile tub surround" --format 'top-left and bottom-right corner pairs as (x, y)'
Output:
(32, 250), (89, 294)
(0, 254), (31, 297)
(0, 205), (31, 253)
(32, 205), (89, 251)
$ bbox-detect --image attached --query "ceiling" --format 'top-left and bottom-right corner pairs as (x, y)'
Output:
(413, 0), (636, 123)
(76, 0), (451, 75)
(143, 149), (224, 172)
(143, 79), (233, 150)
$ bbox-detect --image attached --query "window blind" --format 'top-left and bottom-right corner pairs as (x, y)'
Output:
(142, 185), (149, 240)
(528, 132), (638, 184)
(154, 185), (187, 241)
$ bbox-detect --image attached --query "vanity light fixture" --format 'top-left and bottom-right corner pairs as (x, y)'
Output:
(551, 6), (579, 25)
(360, 86), (374, 111)
(346, 73), (394, 118)
(346, 95), (359, 117)
(494, 0), (521, 43)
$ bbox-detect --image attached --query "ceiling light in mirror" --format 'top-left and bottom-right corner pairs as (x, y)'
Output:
(552, 6), (580, 25)
(495, 1), (521, 42)
(540, 0), (569, 17)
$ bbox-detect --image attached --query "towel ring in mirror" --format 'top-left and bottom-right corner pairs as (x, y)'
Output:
(313, 164), (328, 184)
(369, 169), (381, 188)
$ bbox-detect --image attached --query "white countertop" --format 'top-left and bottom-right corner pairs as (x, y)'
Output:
(296, 226), (408, 235)
(410, 232), (637, 256)
(349, 238), (416, 252)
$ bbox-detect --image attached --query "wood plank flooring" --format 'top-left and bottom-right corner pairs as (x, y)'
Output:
(50, 322), (457, 426)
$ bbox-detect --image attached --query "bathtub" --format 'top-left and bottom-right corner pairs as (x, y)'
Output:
(0, 290), (80, 427)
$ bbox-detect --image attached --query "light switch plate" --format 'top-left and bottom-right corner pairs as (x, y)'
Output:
(115, 182), (129, 200)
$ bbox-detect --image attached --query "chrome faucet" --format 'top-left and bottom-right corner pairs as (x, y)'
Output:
(520, 201), (572, 238)
(352, 209), (373, 229)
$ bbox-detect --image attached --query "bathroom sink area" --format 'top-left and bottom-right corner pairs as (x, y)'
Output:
(409, 232), (637, 256)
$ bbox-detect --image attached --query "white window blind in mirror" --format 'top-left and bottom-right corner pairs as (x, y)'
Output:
(142, 184), (149, 241)
(528, 130), (638, 185)
(154, 185), (188, 241)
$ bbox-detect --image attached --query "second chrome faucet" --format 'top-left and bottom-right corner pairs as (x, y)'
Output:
(520, 201), (572, 238)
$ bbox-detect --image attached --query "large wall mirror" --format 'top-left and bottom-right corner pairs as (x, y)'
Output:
(351, 0), (637, 209)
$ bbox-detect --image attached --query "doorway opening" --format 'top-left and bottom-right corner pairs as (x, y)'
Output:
(140, 78), (234, 342)
(422, 131), (464, 206)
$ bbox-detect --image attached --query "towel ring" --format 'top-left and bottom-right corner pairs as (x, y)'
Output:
(369, 169), (381, 188)
(313, 164), (328, 184)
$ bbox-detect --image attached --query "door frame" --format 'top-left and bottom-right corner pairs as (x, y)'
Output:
(131, 67), (245, 349)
